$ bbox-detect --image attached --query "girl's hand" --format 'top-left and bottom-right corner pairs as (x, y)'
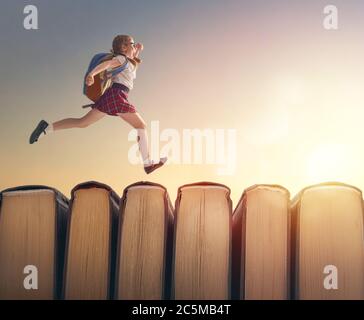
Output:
(134, 43), (144, 60)
(135, 43), (144, 51)
(85, 74), (94, 86)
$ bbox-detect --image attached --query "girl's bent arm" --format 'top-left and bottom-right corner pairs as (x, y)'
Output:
(89, 58), (122, 77)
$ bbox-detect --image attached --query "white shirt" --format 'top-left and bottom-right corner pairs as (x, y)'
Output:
(111, 55), (137, 90)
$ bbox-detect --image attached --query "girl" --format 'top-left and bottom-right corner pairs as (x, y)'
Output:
(29, 35), (167, 174)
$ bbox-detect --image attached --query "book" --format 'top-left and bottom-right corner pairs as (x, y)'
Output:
(291, 182), (364, 299)
(63, 181), (120, 300)
(0, 186), (69, 300)
(115, 182), (174, 300)
(232, 185), (290, 300)
(171, 182), (232, 300)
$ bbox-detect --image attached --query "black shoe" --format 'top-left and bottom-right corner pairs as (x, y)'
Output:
(144, 157), (168, 174)
(29, 120), (49, 144)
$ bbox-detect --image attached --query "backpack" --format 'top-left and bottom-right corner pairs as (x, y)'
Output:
(83, 53), (129, 103)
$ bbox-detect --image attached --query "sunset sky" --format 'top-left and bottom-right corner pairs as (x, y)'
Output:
(1, 0), (364, 206)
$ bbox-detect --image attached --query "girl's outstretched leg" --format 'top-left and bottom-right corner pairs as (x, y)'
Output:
(117, 112), (150, 164)
(29, 108), (106, 144)
(117, 112), (167, 174)
(53, 108), (106, 130)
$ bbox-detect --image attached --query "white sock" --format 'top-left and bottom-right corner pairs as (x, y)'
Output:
(144, 159), (153, 166)
(37, 122), (53, 140)
(137, 128), (151, 166)
(45, 123), (54, 134)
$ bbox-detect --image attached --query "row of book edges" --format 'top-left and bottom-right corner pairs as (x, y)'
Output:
(0, 181), (364, 300)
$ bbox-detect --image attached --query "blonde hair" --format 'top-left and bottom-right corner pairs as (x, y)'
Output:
(112, 35), (132, 55)
(111, 34), (142, 66)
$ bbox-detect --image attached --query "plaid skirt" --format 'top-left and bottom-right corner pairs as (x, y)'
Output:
(94, 83), (136, 116)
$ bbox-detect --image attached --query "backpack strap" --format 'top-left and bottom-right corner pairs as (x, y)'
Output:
(106, 54), (129, 78)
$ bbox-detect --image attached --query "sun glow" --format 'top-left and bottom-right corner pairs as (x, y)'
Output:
(307, 143), (357, 183)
